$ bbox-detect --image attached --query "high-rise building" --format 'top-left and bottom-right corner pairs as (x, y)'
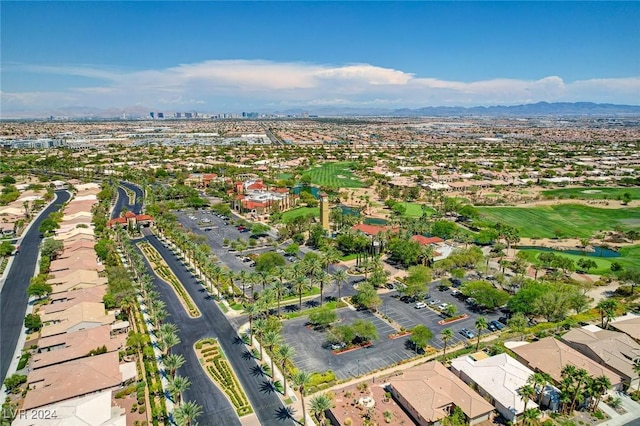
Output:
(149, 112), (155, 119)
(157, 112), (164, 119)
(185, 112), (193, 118)
(175, 112), (182, 118)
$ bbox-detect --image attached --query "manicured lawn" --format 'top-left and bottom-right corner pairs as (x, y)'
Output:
(282, 207), (319, 223)
(397, 202), (436, 218)
(542, 187), (640, 201)
(478, 204), (640, 238)
(303, 162), (364, 188)
(519, 244), (640, 275)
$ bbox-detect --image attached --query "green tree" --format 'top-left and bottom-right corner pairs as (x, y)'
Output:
(262, 330), (282, 379)
(597, 299), (617, 329)
(254, 251), (286, 274)
(275, 344), (295, 394)
(0, 241), (15, 257)
(441, 328), (454, 360)
(474, 316), (488, 350)
(308, 305), (337, 329)
(27, 280), (52, 299)
(409, 324), (433, 354)
(40, 238), (64, 259)
(292, 370), (312, 425)
(310, 393), (334, 424)
(351, 319), (378, 343)
(461, 280), (510, 309)
(508, 312), (529, 340)
(401, 265), (432, 299)
(169, 375), (191, 407)
(173, 400), (203, 426)
(352, 282), (381, 311)
(164, 353), (186, 379)
(24, 313), (42, 331)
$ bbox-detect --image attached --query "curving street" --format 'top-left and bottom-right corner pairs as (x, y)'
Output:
(0, 190), (71, 383)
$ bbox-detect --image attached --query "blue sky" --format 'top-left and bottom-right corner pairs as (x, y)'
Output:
(2, 1), (639, 114)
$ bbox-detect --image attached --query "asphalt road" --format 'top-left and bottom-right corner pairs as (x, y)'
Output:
(111, 181), (143, 219)
(0, 190), (71, 383)
(141, 231), (295, 426)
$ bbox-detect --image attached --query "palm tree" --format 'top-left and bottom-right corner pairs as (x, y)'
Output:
(276, 344), (295, 395)
(474, 316), (488, 351)
(271, 279), (286, 317)
(309, 393), (334, 424)
(527, 371), (552, 404)
(263, 330), (282, 379)
(244, 303), (259, 341)
(318, 272), (333, 306)
(164, 353), (186, 379)
(292, 277), (311, 311)
(160, 331), (181, 356)
(596, 299), (617, 329)
(521, 408), (540, 426)
(588, 375), (612, 412)
(334, 269), (348, 301)
(159, 322), (179, 336)
(169, 375), (191, 406)
(518, 384), (536, 415)
(441, 328), (453, 360)
(173, 400), (203, 426)
(237, 270), (249, 300)
(292, 370), (312, 425)
(252, 318), (268, 360)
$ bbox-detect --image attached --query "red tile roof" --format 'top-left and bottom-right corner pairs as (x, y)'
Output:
(411, 235), (444, 245)
(352, 223), (390, 236)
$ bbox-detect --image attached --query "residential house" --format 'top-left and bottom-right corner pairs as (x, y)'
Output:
(48, 270), (107, 294)
(387, 361), (494, 425)
(509, 337), (624, 390)
(23, 352), (136, 410)
(561, 326), (640, 389)
(609, 314), (640, 343)
(39, 301), (115, 338)
(450, 353), (539, 424)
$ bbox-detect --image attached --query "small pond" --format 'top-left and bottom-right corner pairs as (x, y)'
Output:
(516, 245), (621, 258)
(364, 217), (388, 225)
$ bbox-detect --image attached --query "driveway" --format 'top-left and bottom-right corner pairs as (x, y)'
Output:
(0, 190), (70, 382)
(141, 231), (294, 426)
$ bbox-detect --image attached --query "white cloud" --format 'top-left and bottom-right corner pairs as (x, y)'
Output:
(2, 60), (639, 112)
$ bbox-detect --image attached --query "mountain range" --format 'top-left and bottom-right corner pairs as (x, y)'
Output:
(2, 102), (640, 120)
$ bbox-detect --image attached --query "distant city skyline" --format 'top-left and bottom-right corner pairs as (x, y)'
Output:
(1, 1), (639, 115)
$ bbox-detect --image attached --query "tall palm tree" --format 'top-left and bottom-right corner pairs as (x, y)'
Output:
(244, 303), (259, 341)
(263, 330), (282, 379)
(169, 375), (191, 406)
(159, 322), (179, 336)
(521, 408), (540, 426)
(318, 272), (333, 306)
(292, 277), (311, 311)
(309, 393), (334, 424)
(271, 279), (286, 317)
(252, 318), (268, 360)
(589, 375), (611, 412)
(276, 344), (295, 395)
(474, 316), (488, 351)
(528, 372), (553, 404)
(160, 331), (181, 356)
(596, 299), (617, 329)
(518, 384), (536, 415)
(292, 370), (312, 425)
(173, 400), (202, 426)
(164, 353), (186, 379)
(334, 269), (348, 301)
(237, 270), (249, 301)
(441, 328), (453, 360)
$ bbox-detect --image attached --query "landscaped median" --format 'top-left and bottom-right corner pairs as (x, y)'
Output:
(137, 241), (201, 318)
(437, 314), (469, 325)
(195, 338), (253, 417)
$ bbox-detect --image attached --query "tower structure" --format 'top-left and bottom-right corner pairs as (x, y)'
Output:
(319, 192), (330, 231)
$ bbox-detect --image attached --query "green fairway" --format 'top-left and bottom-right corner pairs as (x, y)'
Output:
(542, 187), (640, 201)
(303, 162), (364, 188)
(478, 204), (640, 238)
(282, 207), (319, 223)
(397, 202), (436, 218)
(519, 244), (640, 275)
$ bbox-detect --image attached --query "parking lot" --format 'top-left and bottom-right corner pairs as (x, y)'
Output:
(380, 281), (502, 349)
(282, 307), (415, 380)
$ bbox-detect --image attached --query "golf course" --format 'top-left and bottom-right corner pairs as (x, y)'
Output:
(478, 204), (640, 239)
(303, 162), (364, 188)
(541, 187), (640, 201)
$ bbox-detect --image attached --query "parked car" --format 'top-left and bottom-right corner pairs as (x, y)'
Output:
(428, 299), (441, 305)
(498, 316), (509, 325)
(240, 228), (250, 233)
(437, 303), (449, 311)
(331, 342), (346, 350)
(466, 297), (477, 306)
(450, 289), (461, 296)
(400, 296), (416, 303)
(450, 278), (462, 287)
(459, 328), (475, 339)
(204, 227), (213, 231)
(488, 320), (505, 331)
(415, 302), (427, 309)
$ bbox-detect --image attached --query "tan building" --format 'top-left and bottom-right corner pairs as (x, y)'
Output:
(561, 326), (640, 390)
(40, 301), (115, 338)
(23, 352), (135, 410)
(388, 361), (493, 425)
(510, 337), (623, 390)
